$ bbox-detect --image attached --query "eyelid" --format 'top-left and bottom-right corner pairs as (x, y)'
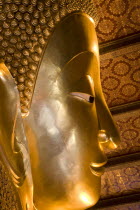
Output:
(70, 92), (94, 103)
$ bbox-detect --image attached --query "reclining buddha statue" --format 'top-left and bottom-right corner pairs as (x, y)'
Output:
(0, 0), (120, 209)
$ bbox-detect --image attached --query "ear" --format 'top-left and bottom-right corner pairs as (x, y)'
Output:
(0, 63), (33, 209)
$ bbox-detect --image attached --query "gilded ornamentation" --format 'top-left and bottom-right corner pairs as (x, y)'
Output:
(0, 63), (33, 209)
(0, 4), (120, 208)
(101, 163), (140, 199)
(2, 0), (139, 209)
(100, 45), (140, 107)
(105, 109), (140, 158)
(96, 0), (140, 43)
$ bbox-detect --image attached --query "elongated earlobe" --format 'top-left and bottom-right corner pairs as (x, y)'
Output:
(0, 63), (34, 210)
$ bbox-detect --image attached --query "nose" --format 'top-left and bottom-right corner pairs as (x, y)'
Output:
(98, 130), (109, 144)
(89, 129), (108, 177)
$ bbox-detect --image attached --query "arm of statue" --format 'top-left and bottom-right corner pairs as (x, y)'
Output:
(0, 63), (33, 210)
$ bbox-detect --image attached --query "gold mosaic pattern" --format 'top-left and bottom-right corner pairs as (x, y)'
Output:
(100, 45), (140, 107)
(0, 161), (20, 210)
(95, 0), (140, 43)
(101, 162), (140, 199)
(105, 109), (140, 158)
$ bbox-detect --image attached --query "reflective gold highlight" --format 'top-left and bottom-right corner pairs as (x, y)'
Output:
(0, 12), (120, 210)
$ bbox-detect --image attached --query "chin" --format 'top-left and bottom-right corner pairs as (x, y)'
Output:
(34, 196), (100, 210)
(33, 181), (101, 210)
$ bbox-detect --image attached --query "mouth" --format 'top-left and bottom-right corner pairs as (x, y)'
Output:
(90, 165), (105, 177)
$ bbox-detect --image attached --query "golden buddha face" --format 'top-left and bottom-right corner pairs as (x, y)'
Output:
(24, 13), (120, 210)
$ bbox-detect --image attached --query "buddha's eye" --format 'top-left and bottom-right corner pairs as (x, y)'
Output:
(70, 92), (94, 103)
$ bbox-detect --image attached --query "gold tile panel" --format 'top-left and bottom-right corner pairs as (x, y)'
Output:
(101, 161), (140, 199)
(105, 109), (140, 158)
(100, 44), (140, 107)
(95, 0), (140, 43)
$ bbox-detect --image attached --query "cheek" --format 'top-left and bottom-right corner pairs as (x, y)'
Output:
(62, 97), (100, 152)
(66, 96), (99, 130)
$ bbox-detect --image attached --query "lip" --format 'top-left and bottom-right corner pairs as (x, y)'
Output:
(90, 165), (105, 177)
